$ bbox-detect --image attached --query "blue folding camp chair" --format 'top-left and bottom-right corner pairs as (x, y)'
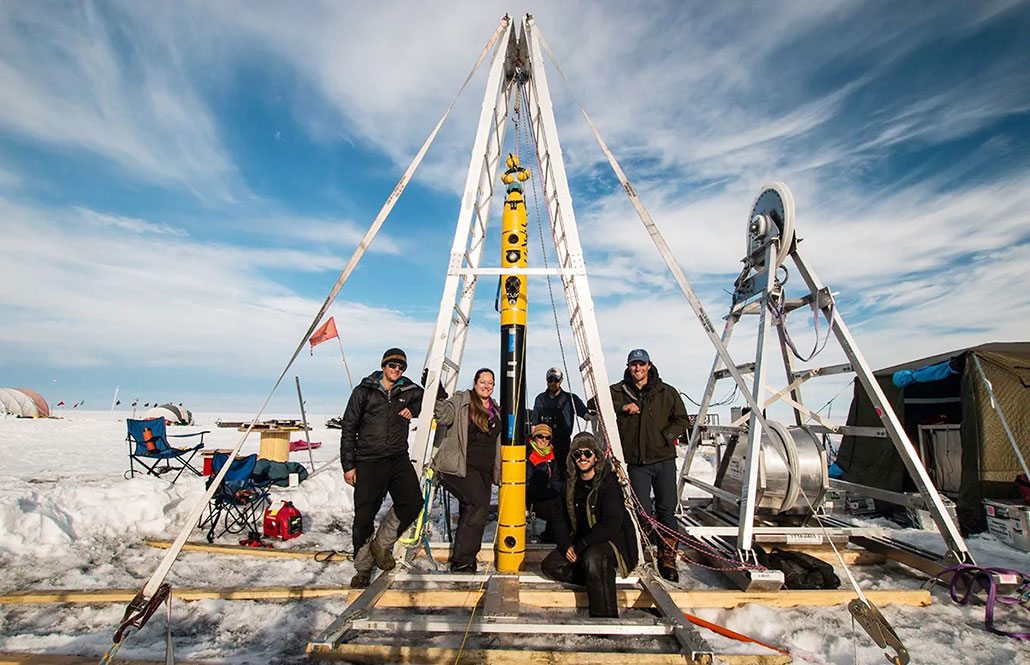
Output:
(125, 417), (207, 483)
(197, 453), (272, 543)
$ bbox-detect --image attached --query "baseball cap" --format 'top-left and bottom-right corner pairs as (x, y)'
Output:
(545, 367), (563, 380)
(626, 349), (650, 365)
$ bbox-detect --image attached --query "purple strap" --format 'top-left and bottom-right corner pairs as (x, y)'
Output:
(934, 564), (1030, 640)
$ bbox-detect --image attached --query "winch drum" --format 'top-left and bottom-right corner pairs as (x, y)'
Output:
(718, 421), (829, 515)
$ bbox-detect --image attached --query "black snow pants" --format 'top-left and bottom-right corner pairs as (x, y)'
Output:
(540, 544), (620, 618)
(438, 467), (493, 570)
(352, 454), (422, 555)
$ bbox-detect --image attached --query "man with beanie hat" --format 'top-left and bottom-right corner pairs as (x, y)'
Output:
(608, 348), (688, 582)
(542, 432), (638, 617)
(531, 366), (591, 480)
(340, 347), (440, 588)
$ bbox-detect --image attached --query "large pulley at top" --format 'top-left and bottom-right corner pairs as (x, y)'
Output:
(746, 182), (796, 270)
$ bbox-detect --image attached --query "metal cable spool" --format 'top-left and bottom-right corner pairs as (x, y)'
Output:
(746, 182), (796, 269)
(719, 421), (829, 515)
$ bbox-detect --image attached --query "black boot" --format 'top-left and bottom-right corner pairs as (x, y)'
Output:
(658, 537), (680, 583)
(350, 570), (371, 588)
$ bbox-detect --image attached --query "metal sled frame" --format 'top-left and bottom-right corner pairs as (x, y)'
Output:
(308, 15), (719, 664)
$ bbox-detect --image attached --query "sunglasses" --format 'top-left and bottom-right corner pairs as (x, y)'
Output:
(384, 362), (406, 371)
(534, 434), (552, 441)
(571, 449), (595, 461)
(546, 377), (561, 383)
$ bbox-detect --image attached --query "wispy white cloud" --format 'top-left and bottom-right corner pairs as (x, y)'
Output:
(75, 207), (186, 237)
(0, 197), (427, 374)
(0, 3), (240, 200)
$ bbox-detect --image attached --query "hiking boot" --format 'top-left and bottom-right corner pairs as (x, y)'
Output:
(658, 561), (680, 583)
(450, 560), (478, 574)
(370, 539), (396, 572)
(350, 570), (372, 588)
(370, 509), (401, 571)
(658, 538), (680, 583)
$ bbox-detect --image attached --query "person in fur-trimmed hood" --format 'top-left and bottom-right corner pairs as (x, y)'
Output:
(541, 432), (638, 618)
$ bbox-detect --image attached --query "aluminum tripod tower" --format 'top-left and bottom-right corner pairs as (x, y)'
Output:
(411, 17), (626, 477)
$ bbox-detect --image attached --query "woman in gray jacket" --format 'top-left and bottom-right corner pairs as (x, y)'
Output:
(431, 368), (502, 572)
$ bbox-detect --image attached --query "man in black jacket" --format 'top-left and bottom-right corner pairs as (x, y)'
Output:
(530, 366), (591, 480)
(341, 348), (426, 588)
(609, 348), (689, 582)
(541, 432), (638, 618)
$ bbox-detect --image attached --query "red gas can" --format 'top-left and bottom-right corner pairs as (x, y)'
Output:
(263, 501), (303, 540)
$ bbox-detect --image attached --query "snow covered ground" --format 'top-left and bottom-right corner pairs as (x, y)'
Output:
(0, 411), (1027, 664)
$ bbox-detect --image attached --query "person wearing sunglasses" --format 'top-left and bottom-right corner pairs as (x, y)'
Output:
(526, 423), (563, 542)
(607, 348), (689, 582)
(530, 367), (591, 481)
(541, 432), (638, 618)
(340, 347), (442, 587)
(430, 368), (502, 573)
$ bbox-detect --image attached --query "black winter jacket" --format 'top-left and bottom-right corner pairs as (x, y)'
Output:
(608, 364), (689, 465)
(552, 434), (638, 576)
(340, 372), (425, 471)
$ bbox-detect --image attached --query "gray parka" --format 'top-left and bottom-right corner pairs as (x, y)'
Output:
(430, 389), (502, 483)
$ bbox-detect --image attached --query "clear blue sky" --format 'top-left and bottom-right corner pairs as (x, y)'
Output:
(1, 2), (1028, 416)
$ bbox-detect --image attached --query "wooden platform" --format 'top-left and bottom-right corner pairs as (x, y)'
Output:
(0, 584), (931, 608)
(143, 539), (882, 566)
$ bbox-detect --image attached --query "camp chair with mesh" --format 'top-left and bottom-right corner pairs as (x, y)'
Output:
(197, 453), (272, 543)
(125, 417), (208, 483)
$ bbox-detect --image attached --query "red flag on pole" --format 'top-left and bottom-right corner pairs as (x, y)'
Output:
(309, 316), (340, 355)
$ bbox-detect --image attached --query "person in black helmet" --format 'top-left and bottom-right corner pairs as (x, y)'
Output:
(340, 348), (430, 588)
(541, 432), (638, 618)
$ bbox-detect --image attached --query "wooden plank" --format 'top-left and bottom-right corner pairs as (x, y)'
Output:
(144, 539), (550, 563)
(145, 539), (336, 560)
(776, 546), (885, 566)
(307, 644), (791, 664)
(0, 585), (350, 604)
(0, 655), (208, 665)
(0, 585), (929, 609)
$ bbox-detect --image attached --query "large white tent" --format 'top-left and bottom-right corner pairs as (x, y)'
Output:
(141, 404), (194, 425)
(0, 388), (50, 418)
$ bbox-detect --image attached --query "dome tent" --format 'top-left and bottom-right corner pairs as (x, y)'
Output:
(0, 388), (50, 417)
(142, 404), (194, 426)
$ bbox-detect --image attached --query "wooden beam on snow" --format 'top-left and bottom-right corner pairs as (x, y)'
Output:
(0, 655), (208, 665)
(307, 644), (792, 665)
(0, 585), (930, 609)
(144, 539), (549, 563)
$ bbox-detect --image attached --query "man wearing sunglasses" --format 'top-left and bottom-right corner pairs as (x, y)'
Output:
(531, 367), (591, 480)
(340, 347), (438, 587)
(609, 348), (689, 582)
(541, 432), (638, 618)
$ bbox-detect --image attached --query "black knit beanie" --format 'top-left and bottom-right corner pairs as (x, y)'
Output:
(381, 348), (407, 368)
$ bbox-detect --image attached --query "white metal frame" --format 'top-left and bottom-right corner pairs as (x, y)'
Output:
(675, 188), (971, 564)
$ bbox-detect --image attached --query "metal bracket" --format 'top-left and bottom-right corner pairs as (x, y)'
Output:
(848, 598), (910, 665)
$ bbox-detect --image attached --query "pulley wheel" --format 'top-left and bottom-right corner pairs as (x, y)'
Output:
(748, 182), (796, 268)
